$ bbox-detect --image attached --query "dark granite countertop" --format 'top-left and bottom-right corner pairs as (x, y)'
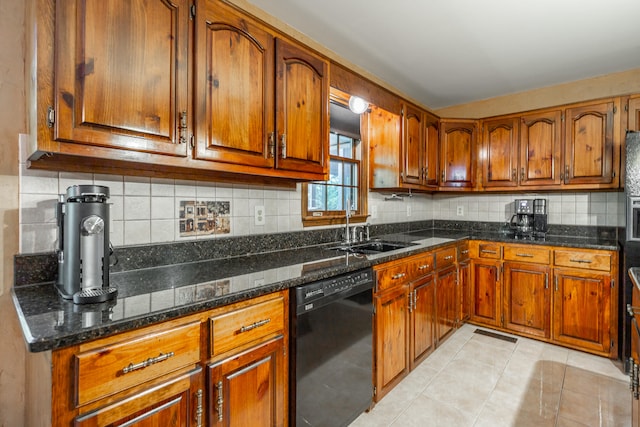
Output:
(12, 226), (619, 353)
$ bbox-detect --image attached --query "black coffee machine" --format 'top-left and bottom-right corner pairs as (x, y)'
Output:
(511, 198), (548, 237)
(56, 185), (117, 304)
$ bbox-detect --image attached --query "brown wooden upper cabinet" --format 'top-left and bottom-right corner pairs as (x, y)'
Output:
(629, 95), (640, 131)
(439, 119), (477, 189)
(54, 0), (191, 157)
(195, 1), (328, 178)
(481, 111), (562, 189)
(563, 100), (617, 186)
(369, 104), (438, 191)
(480, 98), (621, 190)
(30, 0), (329, 182)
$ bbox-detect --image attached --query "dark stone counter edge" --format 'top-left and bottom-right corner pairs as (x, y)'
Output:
(630, 268), (640, 292)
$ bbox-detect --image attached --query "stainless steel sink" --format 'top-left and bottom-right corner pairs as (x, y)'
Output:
(326, 240), (416, 254)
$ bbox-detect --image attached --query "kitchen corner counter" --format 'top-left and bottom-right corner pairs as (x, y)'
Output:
(12, 226), (619, 353)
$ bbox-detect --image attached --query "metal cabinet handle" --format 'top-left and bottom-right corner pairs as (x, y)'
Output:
(179, 111), (187, 144)
(408, 292), (413, 312)
(268, 132), (275, 158)
(195, 389), (203, 427)
(544, 275), (548, 289)
(216, 380), (224, 422)
(280, 133), (287, 159)
(512, 168), (517, 181)
(392, 273), (406, 280)
(554, 276), (558, 292)
(520, 167), (525, 182)
(240, 318), (271, 333)
(122, 351), (174, 374)
(481, 249), (497, 254)
(418, 264), (430, 270)
(569, 259), (592, 264)
(444, 255), (453, 261)
(461, 250), (469, 255)
(515, 253), (534, 258)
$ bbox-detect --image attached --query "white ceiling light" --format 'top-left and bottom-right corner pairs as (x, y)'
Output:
(348, 96), (369, 114)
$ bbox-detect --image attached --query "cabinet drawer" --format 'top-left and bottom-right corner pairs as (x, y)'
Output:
(477, 243), (502, 259)
(409, 253), (434, 277)
(435, 247), (456, 269)
(504, 245), (550, 264)
(209, 295), (285, 358)
(554, 250), (611, 271)
(75, 321), (201, 406)
(376, 261), (411, 292)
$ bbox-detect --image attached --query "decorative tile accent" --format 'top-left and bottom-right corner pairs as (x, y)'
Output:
(179, 200), (230, 237)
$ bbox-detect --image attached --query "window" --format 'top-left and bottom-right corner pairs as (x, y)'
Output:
(302, 89), (368, 226)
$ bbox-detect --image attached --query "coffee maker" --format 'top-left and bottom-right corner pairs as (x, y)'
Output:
(56, 185), (117, 304)
(511, 199), (534, 235)
(510, 198), (548, 238)
(533, 198), (548, 237)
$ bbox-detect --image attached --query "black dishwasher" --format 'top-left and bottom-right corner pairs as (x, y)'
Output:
(290, 269), (374, 427)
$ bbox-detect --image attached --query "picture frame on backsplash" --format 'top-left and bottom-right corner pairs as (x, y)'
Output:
(179, 200), (230, 237)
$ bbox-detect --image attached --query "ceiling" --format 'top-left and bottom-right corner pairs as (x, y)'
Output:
(247, 0), (640, 109)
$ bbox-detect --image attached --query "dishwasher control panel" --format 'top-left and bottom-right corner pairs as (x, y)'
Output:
(295, 269), (373, 307)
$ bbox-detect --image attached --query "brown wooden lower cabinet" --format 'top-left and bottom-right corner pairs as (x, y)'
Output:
(503, 261), (551, 339)
(552, 268), (612, 354)
(75, 368), (203, 427)
(468, 240), (618, 358)
(436, 265), (458, 342)
(374, 284), (410, 401)
(207, 336), (286, 427)
(409, 275), (436, 370)
(470, 259), (502, 327)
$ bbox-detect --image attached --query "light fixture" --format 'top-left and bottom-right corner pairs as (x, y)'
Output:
(348, 96), (369, 114)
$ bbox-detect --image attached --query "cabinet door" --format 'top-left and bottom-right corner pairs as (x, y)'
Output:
(275, 39), (329, 176)
(424, 112), (440, 187)
(208, 336), (286, 427)
(470, 260), (501, 327)
(374, 285), (409, 402)
(564, 102), (615, 185)
(439, 120), (476, 188)
(552, 269), (611, 354)
(503, 261), (550, 338)
(75, 368), (202, 427)
(520, 110), (562, 187)
(436, 265), (458, 342)
(402, 103), (424, 186)
(630, 97), (640, 132)
(194, 0), (275, 168)
(55, 0), (189, 156)
(482, 117), (519, 188)
(410, 275), (435, 369)
(368, 106), (402, 189)
(459, 260), (471, 323)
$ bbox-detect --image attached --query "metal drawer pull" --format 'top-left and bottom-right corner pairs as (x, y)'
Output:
(392, 273), (406, 280)
(122, 351), (175, 374)
(418, 264), (430, 270)
(569, 258), (592, 264)
(195, 389), (203, 427)
(216, 380), (224, 422)
(481, 249), (497, 254)
(444, 256), (453, 261)
(627, 304), (640, 316)
(515, 253), (534, 258)
(461, 250), (469, 255)
(240, 318), (271, 333)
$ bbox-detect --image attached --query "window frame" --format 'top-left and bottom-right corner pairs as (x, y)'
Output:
(302, 88), (369, 227)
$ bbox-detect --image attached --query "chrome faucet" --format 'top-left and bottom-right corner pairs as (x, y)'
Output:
(344, 198), (352, 245)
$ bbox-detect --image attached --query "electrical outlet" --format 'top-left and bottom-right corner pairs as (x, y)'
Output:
(457, 206), (464, 216)
(371, 205), (378, 219)
(254, 205), (265, 225)
(407, 204), (412, 217)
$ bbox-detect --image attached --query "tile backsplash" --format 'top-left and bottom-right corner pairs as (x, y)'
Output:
(18, 138), (625, 254)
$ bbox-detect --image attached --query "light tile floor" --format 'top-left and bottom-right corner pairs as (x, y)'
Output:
(350, 324), (631, 427)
